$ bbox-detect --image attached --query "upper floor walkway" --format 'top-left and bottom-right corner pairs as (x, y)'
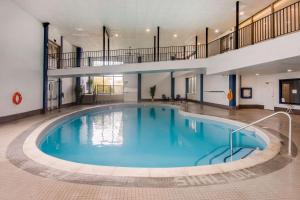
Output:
(48, 1), (300, 77)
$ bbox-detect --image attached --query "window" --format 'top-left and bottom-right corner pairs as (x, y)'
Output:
(93, 75), (123, 95)
(188, 76), (197, 94)
(280, 79), (300, 105)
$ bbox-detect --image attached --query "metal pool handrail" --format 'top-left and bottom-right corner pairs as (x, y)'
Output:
(230, 112), (292, 158)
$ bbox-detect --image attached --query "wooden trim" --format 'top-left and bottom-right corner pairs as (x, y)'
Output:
(238, 104), (264, 109)
(0, 109), (42, 124)
(202, 101), (231, 110)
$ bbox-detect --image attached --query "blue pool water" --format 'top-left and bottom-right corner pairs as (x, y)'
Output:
(40, 105), (267, 168)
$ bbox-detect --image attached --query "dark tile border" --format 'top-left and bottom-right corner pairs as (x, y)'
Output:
(5, 106), (297, 188)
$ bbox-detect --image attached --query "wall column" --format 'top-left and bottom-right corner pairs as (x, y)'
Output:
(229, 74), (237, 108)
(200, 74), (204, 103)
(138, 73), (142, 102)
(185, 78), (189, 100)
(171, 72), (175, 99)
(76, 47), (82, 93)
(42, 22), (49, 114)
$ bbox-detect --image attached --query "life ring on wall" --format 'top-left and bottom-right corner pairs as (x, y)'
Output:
(12, 92), (22, 105)
(227, 89), (233, 102)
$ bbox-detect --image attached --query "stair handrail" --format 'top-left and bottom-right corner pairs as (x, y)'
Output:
(230, 111), (292, 159)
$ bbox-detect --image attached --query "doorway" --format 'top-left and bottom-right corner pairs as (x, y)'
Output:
(263, 81), (275, 110)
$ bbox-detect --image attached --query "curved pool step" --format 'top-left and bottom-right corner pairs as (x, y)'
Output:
(210, 147), (256, 164)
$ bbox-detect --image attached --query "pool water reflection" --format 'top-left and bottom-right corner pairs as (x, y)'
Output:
(40, 106), (266, 168)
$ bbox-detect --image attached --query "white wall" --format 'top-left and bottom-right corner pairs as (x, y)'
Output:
(174, 76), (186, 98)
(123, 74), (138, 102)
(240, 71), (300, 110)
(141, 72), (171, 99)
(0, 0), (43, 117)
(204, 75), (229, 106)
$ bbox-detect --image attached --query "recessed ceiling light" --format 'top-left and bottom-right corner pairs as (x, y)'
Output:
(146, 28), (151, 32)
(215, 29), (220, 33)
(76, 28), (83, 31)
(173, 34), (178, 38)
(240, 11), (245, 16)
(287, 69), (293, 72)
(114, 33), (119, 37)
(256, 73), (260, 76)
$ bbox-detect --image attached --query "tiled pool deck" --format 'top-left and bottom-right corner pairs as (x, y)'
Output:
(0, 103), (299, 199)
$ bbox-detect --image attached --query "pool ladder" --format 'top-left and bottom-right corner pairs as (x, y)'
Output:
(229, 111), (292, 161)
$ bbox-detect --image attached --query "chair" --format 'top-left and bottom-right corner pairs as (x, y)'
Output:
(162, 94), (170, 101)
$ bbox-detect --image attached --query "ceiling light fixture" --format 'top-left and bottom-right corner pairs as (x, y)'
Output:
(240, 11), (245, 16)
(173, 34), (178, 38)
(76, 28), (83, 31)
(287, 69), (293, 72)
(114, 33), (119, 37)
(256, 73), (260, 76)
(197, 42), (200, 45)
(146, 28), (151, 32)
(215, 29), (220, 33)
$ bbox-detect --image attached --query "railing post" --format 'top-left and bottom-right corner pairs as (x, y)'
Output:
(235, 1), (240, 49)
(154, 36), (156, 62)
(157, 26), (160, 61)
(271, 3), (275, 38)
(195, 35), (198, 59)
(206, 27), (208, 58)
(251, 17), (254, 45)
(103, 26), (106, 66)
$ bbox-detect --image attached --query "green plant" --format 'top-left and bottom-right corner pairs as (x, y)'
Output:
(87, 78), (94, 93)
(150, 85), (156, 101)
(75, 84), (83, 104)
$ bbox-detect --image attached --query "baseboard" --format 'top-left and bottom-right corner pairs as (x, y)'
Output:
(274, 107), (300, 115)
(61, 102), (76, 108)
(0, 109), (42, 124)
(238, 104), (264, 109)
(202, 101), (231, 109)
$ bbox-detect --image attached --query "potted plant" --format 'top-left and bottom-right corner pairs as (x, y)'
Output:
(150, 85), (156, 101)
(75, 84), (83, 104)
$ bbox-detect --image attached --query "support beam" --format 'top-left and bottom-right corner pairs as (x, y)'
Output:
(235, 1), (240, 49)
(103, 26), (106, 65)
(229, 74), (237, 108)
(195, 36), (198, 59)
(200, 74), (204, 103)
(138, 73), (142, 102)
(157, 26), (160, 61)
(108, 33), (110, 64)
(185, 78), (189, 100)
(58, 35), (63, 108)
(42, 22), (49, 114)
(76, 47), (82, 89)
(154, 36), (156, 62)
(58, 78), (62, 108)
(171, 72), (175, 100)
(88, 57), (92, 94)
(205, 27), (209, 58)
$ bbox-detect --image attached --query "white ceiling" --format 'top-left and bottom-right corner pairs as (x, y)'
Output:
(13, 0), (274, 50)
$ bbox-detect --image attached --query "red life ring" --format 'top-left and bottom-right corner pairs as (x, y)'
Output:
(12, 92), (22, 105)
